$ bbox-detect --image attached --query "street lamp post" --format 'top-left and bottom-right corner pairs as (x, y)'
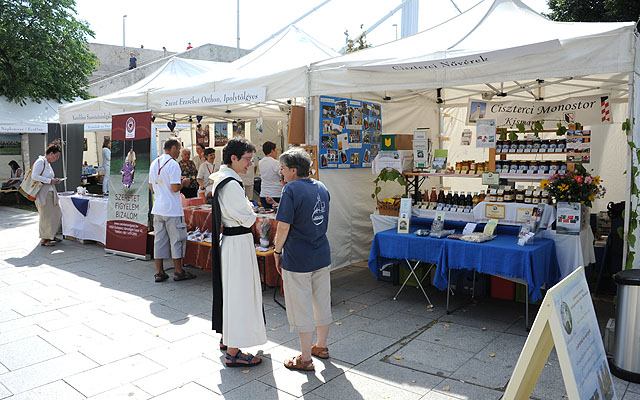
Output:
(122, 15), (127, 47)
(392, 23), (398, 41)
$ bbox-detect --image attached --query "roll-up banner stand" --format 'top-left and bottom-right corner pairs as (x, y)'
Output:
(105, 111), (152, 260)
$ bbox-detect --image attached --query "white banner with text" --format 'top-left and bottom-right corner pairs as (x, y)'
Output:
(466, 94), (612, 127)
(161, 87), (267, 110)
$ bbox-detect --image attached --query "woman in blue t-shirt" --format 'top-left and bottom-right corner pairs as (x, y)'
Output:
(274, 148), (331, 372)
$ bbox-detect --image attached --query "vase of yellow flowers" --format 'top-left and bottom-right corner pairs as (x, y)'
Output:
(540, 164), (606, 230)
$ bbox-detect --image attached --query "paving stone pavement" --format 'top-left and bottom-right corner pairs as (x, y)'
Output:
(0, 206), (633, 399)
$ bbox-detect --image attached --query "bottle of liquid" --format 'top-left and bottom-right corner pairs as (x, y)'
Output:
(437, 188), (445, 207)
(452, 191), (459, 206)
(472, 192), (480, 207)
(466, 192), (474, 207)
(445, 191), (453, 205)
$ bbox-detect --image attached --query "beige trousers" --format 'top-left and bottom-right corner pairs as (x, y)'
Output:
(36, 191), (61, 240)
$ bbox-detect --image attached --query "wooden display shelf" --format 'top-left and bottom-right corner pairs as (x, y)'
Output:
(496, 151), (567, 155)
(404, 172), (482, 178)
(499, 174), (553, 181)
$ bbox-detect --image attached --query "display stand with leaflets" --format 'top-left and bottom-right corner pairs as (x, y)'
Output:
(504, 266), (616, 400)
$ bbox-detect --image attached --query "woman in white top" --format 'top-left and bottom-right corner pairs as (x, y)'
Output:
(102, 138), (111, 194)
(31, 142), (63, 247)
(2, 160), (22, 189)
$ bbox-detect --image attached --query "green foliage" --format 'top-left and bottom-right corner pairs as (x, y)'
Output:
(372, 168), (407, 202)
(0, 0), (97, 104)
(556, 122), (567, 136)
(532, 121), (544, 137)
(546, 0), (640, 26)
(621, 118), (638, 269)
(497, 128), (507, 141)
(508, 131), (519, 141)
(344, 25), (371, 54)
(515, 123), (526, 133)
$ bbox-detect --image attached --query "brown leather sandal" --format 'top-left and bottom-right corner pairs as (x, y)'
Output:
(284, 355), (314, 371)
(311, 344), (329, 359)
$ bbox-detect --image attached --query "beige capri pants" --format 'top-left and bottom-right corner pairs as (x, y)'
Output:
(282, 266), (332, 333)
(36, 191), (61, 241)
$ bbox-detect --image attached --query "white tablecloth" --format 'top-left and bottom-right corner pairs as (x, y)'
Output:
(59, 194), (108, 244)
(473, 201), (556, 228)
(539, 227), (596, 280)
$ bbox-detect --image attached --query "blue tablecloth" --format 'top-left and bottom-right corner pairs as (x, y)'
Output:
(368, 221), (560, 303)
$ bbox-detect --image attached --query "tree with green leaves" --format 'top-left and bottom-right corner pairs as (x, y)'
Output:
(546, 0), (640, 25)
(0, 0), (97, 104)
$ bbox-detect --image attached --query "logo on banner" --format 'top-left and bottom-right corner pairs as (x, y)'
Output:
(125, 117), (136, 139)
(600, 96), (611, 122)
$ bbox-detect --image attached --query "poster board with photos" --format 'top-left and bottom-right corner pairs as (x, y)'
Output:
(319, 96), (381, 169)
(214, 122), (228, 147)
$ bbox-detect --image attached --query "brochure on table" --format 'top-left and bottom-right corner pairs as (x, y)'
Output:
(556, 202), (581, 235)
(319, 96), (382, 169)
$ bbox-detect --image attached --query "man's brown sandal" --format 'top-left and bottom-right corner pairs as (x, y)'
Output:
(284, 355), (315, 371)
(311, 344), (329, 359)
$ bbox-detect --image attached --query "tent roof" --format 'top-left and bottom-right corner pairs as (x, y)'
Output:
(148, 25), (340, 118)
(310, 0), (636, 97)
(59, 58), (227, 124)
(0, 97), (61, 133)
(60, 25), (339, 124)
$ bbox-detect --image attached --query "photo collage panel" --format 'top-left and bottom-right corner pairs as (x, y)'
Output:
(319, 96), (382, 169)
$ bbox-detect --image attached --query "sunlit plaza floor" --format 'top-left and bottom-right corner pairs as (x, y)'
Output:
(0, 206), (635, 399)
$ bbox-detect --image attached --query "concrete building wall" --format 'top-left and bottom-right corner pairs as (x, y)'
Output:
(87, 43), (251, 97)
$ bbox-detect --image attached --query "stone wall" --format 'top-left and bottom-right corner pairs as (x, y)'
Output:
(87, 43), (251, 97)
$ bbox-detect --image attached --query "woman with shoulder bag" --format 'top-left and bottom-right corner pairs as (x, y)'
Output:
(32, 142), (63, 247)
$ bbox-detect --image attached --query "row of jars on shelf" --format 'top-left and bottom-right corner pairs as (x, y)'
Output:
(495, 160), (567, 175)
(454, 161), (490, 175)
(496, 139), (567, 153)
(487, 185), (551, 205)
(415, 187), (485, 213)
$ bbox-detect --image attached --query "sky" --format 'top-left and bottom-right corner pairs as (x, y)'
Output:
(73, 0), (551, 53)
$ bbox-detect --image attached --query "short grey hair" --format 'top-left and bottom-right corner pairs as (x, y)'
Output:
(280, 148), (311, 177)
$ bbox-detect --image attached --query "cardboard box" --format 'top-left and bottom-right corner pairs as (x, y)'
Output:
(382, 134), (413, 150)
(413, 129), (429, 140)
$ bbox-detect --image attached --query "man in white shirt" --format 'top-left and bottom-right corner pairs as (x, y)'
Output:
(197, 147), (219, 198)
(258, 141), (283, 209)
(149, 138), (196, 283)
(193, 143), (206, 172)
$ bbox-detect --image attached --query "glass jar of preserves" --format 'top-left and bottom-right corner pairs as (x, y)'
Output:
(496, 188), (505, 202)
(531, 190), (541, 205)
(524, 186), (534, 204)
(504, 187), (515, 202)
(540, 139), (550, 152)
(515, 186), (525, 202)
(488, 189), (497, 202)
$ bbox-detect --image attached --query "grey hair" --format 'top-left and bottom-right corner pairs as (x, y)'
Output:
(280, 148), (311, 177)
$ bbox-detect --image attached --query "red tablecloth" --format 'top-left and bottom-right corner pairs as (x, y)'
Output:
(182, 208), (280, 287)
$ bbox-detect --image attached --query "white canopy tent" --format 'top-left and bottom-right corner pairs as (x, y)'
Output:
(59, 58), (229, 124)
(0, 97), (60, 133)
(59, 25), (340, 124)
(306, 0), (639, 269)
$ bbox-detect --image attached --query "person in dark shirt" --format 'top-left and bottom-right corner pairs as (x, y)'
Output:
(274, 148), (332, 371)
(129, 52), (137, 69)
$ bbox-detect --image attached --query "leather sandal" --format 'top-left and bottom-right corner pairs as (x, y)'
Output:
(174, 270), (196, 281)
(311, 344), (329, 359)
(154, 272), (169, 283)
(219, 339), (227, 351)
(40, 240), (55, 247)
(225, 350), (261, 367)
(284, 354), (315, 371)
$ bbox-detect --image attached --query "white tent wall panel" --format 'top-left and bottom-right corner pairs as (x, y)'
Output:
(320, 97), (439, 270)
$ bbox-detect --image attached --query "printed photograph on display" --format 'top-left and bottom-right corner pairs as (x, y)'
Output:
(0, 134), (21, 155)
(318, 96), (381, 169)
(321, 104), (335, 119)
(322, 120), (332, 134)
(321, 135), (335, 149)
(469, 101), (487, 123)
(214, 122), (228, 146)
(350, 152), (360, 165)
(196, 124), (210, 147)
(335, 100), (347, 117)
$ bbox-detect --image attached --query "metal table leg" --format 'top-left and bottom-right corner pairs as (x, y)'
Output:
(393, 259), (433, 308)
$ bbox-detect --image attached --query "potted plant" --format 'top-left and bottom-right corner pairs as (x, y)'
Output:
(372, 168), (407, 216)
